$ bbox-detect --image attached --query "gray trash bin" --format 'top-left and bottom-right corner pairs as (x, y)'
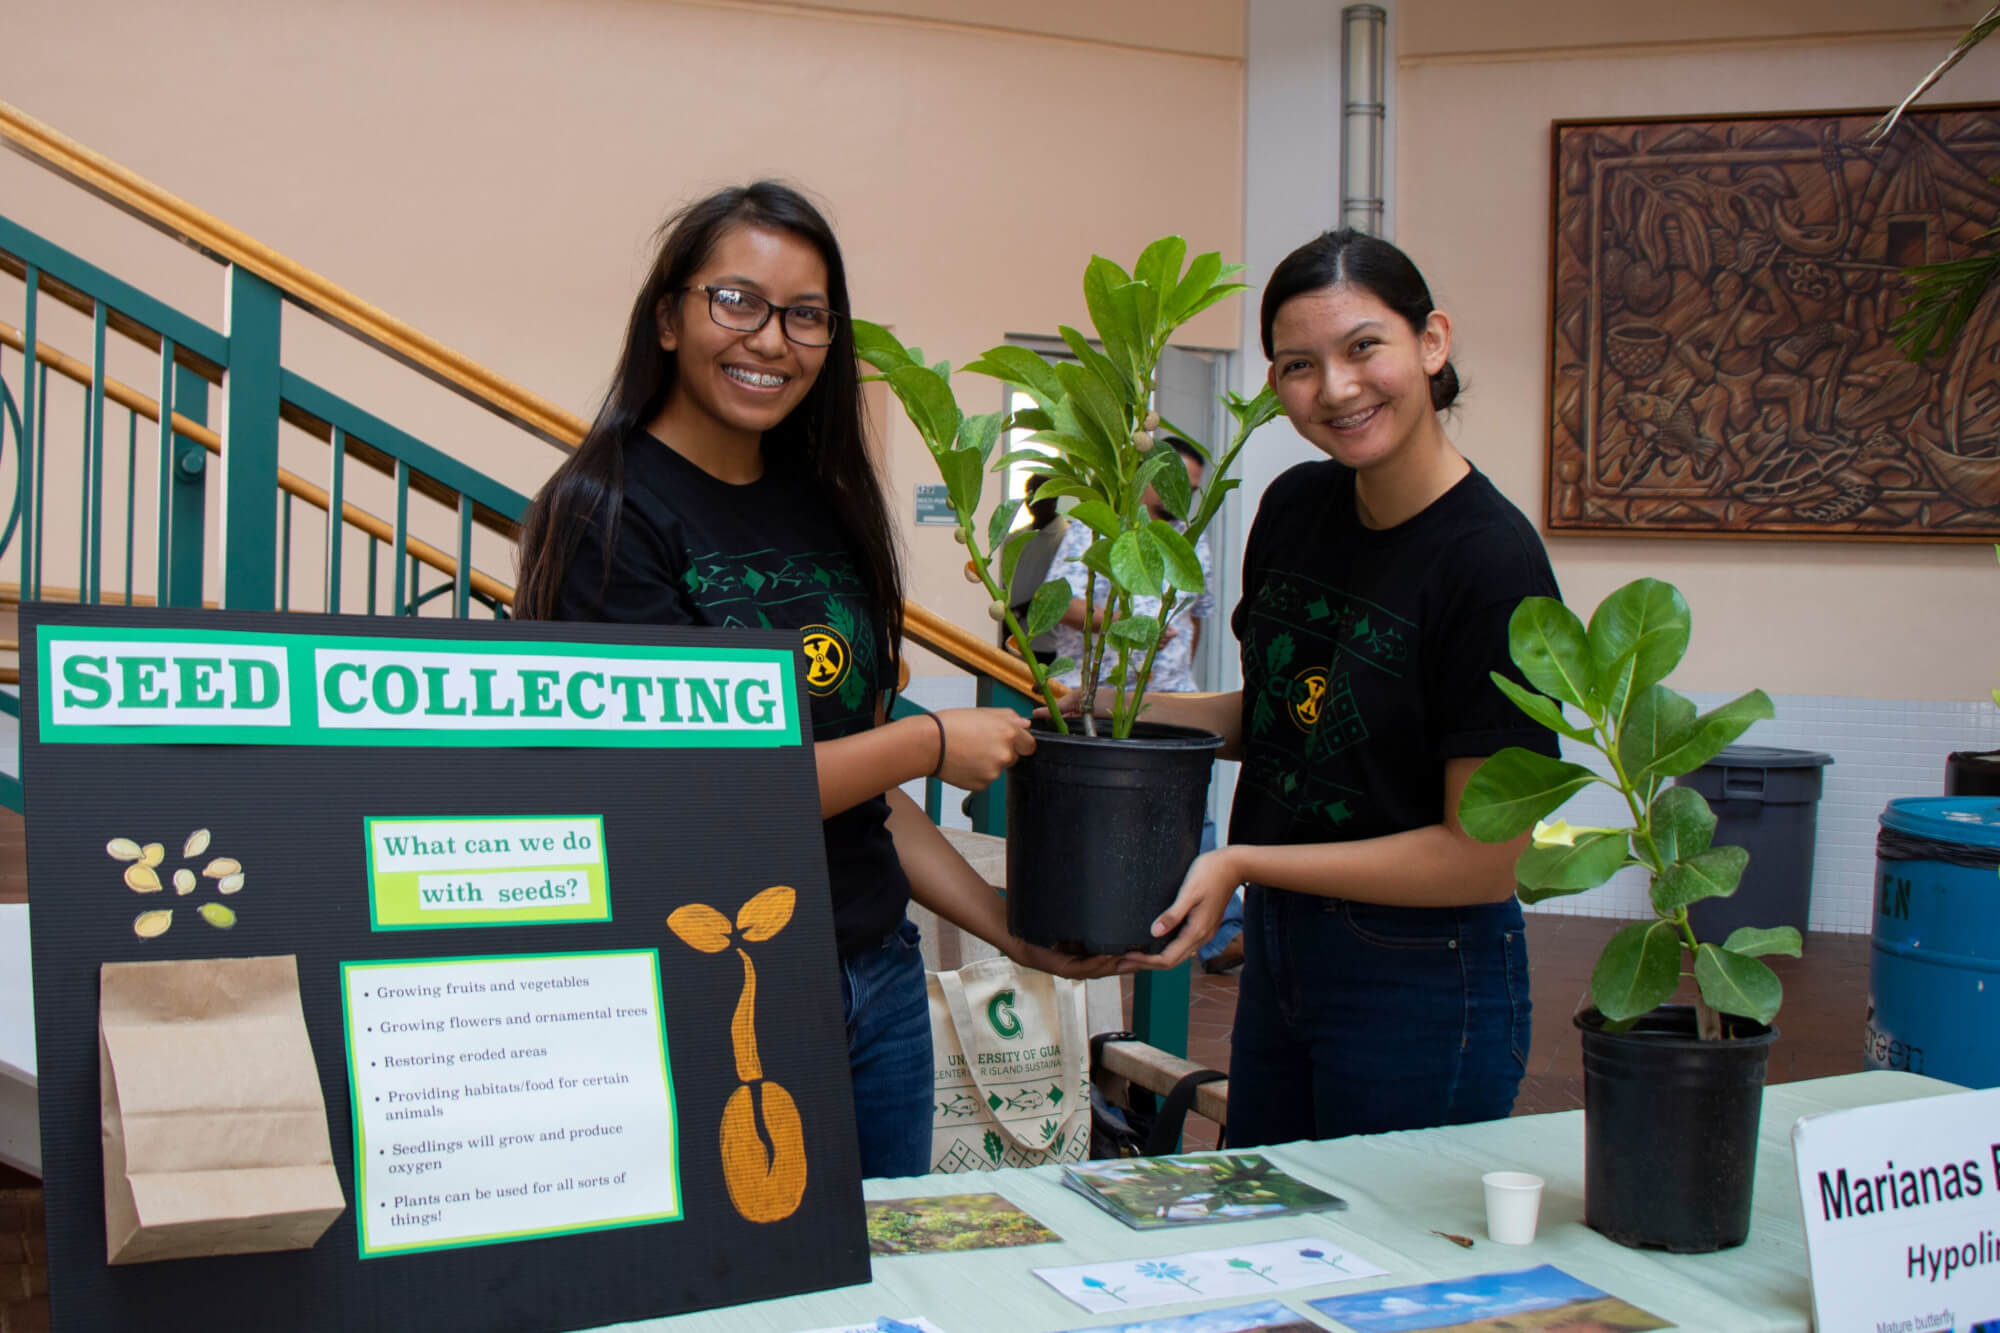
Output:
(1671, 745), (1833, 944)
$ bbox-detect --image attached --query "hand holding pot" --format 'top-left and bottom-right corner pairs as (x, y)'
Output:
(1003, 934), (1129, 980)
(933, 708), (1036, 790)
(1125, 847), (1240, 970)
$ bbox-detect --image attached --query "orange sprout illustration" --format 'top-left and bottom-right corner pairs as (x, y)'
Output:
(667, 885), (806, 1224)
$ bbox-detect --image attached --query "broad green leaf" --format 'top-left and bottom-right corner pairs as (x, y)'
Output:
(1079, 537), (1115, 581)
(1058, 327), (1135, 413)
(1155, 413), (1213, 461)
(1226, 384), (1283, 433)
(1084, 258), (1141, 382)
(1693, 944), (1782, 1024)
(964, 344), (1063, 405)
(1491, 674), (1595, 743)
(1151, 447), (1193, 519)
(1025, 477), (1094, 505)
(1009, 406), (1054, 433)
(958, 410), (1005, 466)
(1514, 830), (1630, 893)
(1619, 683), (1697, 782)
(1651, 845), (1748, 914)
(1721, 925), (1802, 958)
(987, 497), (1024, 550)
(886, 364), (962, 451)
(1105, 614), (1161, 651)
(1028, 427), (1115, 479)
(1069, 499), (1122, 538)
(1134, 236), (1187, 305)
(1592, 919), (1684, 1022)
(1456, 748), (1602, 842)
(1507, 597), (1596, 713)
(1649, 784), (1715, 866)
(934, 446), (983, 518)
(1163, 251), (1224, 325)
(1108, 529), (1165, 598)
(1516, 880), (1596, 905)
(1024, 579), (1073, 641)
(1588, 579), (1692, 723)
(1146, 520), (1204, 593)
(1642, 690), (1776, 779)
(998, 526), (1038, 591)
(990, 448), (1074, 475)
(851, 319), (915, 372)
(1125, 450), (1179, 515)
(1046, 655), (1076, 679)
(1172, 281), (1250, 325)
(1055, 360), (1131, 464)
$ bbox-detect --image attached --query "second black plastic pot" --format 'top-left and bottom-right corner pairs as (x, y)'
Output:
(1005, 719), (1222, 955)
(1575, 1004), (1777, 1252)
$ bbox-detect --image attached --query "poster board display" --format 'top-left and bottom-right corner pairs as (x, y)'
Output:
(25, 606), (868, 1331)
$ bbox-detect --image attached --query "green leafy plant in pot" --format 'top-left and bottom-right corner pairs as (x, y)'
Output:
(855, 238), (1279, 953)
(1456, 576), (1798, 1252)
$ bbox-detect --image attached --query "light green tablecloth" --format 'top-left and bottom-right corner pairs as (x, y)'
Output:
(605, 1070), (1958, 1332)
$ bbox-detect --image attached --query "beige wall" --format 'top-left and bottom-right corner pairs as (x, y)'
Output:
(1397, 0), (1999, 701)
(2, 0), (1244, 663)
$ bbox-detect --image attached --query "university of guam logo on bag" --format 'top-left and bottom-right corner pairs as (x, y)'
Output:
(986, 988), (1022, 1039)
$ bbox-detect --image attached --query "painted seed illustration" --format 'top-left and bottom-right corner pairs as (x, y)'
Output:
(666, 885), (806, 1224)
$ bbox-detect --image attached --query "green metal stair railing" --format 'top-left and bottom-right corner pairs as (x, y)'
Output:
(0, 97), (1190, 1056)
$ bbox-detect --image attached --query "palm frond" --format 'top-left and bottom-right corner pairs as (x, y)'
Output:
(1893, 230), (2000, 362)
(1869, 4), (2000, 144)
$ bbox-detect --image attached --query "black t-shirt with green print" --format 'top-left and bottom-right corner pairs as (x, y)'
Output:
(556, 431), (906, 958)
(1228, 460), (1560, 852)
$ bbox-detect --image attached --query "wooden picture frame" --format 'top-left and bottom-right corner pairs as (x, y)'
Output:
(1545, 106), (2000, 541)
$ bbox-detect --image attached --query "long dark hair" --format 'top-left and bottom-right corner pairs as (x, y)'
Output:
(514, 182), (903, 683)
(1259, 228), (1462, 411)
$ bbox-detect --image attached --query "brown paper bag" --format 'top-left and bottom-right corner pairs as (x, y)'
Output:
(100, 954), (347, 1263)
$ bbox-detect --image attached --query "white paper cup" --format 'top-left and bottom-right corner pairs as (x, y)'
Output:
(1482, 1171), (1545, 1245)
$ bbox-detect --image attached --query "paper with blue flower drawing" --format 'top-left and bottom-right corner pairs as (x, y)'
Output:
(1034, 1235), (1384, 1313)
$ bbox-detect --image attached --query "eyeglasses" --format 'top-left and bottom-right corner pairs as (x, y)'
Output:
(685, 285), (843, 347)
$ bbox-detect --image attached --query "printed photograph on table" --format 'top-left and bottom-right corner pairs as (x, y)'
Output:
(1308, 1265), (1671, 1333)
(792, 1319), (947, 1333)
(22, 606), (867, 1333)
(1056, 1299), (1324, 1333)
(866, 1192), (1060, 1255)
(1038, 1236), (1385, 1315)
(1062, 1153), (1348, 1228)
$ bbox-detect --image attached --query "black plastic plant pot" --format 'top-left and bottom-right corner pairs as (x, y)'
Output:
(1575, 1004), (1778, 1252)
(1005, 719), (1223, 955)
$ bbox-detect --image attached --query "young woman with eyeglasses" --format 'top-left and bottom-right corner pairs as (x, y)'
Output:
(515, 182), (1115, 1177)
(1123, 229), (1559, 1144)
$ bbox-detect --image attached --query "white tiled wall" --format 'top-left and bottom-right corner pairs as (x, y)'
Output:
(1528, 692), (2000, 934)
(900, 677), (2000, 936)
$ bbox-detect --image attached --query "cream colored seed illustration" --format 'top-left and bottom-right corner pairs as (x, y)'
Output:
(201, 857), (241, 879)
(172, 869), (196, 895)
(106, 838), (142, 862)
(183, 828), (210, 858)
(140, 843), (165, 868)
(133, 910), (172, 939)
(124, 865), (162, 894)
(217, 873), (244, 896)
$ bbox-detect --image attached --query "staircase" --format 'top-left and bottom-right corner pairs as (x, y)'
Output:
(0, 98), (1190, 1183)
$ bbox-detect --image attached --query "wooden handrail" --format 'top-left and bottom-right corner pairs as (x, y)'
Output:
(0, 99), (589, 452)
(0, 99), (1045, 699)
(0, 320), (517, 608)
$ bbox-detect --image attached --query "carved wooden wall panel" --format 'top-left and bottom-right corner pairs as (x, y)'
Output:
(1547, 108), (2000, 541)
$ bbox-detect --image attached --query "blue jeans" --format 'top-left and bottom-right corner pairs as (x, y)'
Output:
(840, 917), (934, 1178)
(1226, 886), (1531, 1145)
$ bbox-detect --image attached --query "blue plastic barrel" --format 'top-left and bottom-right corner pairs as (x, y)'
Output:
(1866, 798), (2000, 1088)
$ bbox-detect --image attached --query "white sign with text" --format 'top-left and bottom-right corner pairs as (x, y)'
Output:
(1793, 1085), (2000, 1333)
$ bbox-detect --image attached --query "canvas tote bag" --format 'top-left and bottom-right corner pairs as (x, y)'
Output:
(927, 957), (1089, 1172)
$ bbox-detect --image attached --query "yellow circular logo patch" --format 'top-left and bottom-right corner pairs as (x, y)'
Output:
(1290, 667), (1330, 731)
(800, 624), (850, 697)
